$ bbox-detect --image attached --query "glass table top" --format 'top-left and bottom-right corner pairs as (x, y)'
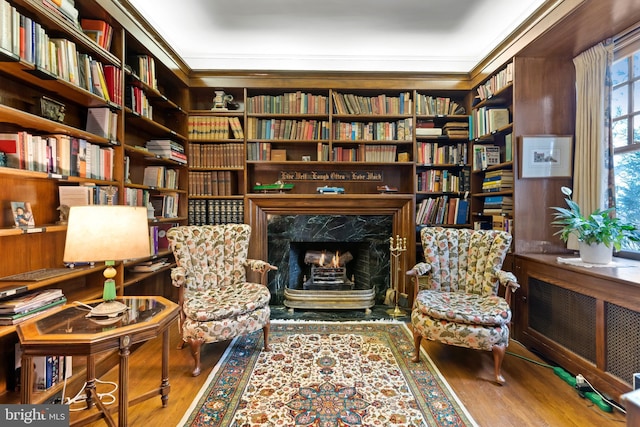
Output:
(32, 298), (168, 335)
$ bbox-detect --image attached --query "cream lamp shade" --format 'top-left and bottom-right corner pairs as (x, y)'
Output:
(63, 205), (150, 263)
(64, 205), (150, 317)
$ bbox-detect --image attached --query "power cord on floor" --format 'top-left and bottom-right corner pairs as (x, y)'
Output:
(63, 378), (118, 411)
(505, 347), (625, 418)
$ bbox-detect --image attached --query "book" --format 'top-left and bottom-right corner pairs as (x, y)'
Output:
(58, 185), (91, 207)
(487, 108), (510, 132)
(0, 288), (64, 314)
(0, 285), (29, 301)
(86, 107), (112, 138)
(455, 198), (470, 224)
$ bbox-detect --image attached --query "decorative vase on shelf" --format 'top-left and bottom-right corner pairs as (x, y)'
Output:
(579, 241), (612, 264)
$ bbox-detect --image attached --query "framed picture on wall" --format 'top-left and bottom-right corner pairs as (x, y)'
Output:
(519, 135), (573, 178)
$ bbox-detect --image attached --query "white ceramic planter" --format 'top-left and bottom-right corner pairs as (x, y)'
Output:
(579, 241), (613, 264)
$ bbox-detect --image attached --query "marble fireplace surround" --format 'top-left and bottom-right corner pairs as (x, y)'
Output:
(245, 194), (415, 305)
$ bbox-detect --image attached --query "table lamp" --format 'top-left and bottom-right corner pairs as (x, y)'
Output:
(63, 205), (150, 317)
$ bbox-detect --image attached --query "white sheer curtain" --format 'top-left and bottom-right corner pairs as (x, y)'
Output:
(571, 42), (614, 249)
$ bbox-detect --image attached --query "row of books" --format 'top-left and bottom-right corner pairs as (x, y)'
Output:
(363, 145), (397, 163)
(146, 140), (187, 164)
(15, 343), (72, 392)
(148, 223), (176, 256)
(188, 116), (244, 140)
(130, 54), (157, 90)
(59, 184), (119, 207)
(246, 118), (330, 141)
(124, 187), (151, 208)
(416, 142), (468, 165)
(332, 92), (413, 115)
(416, 196), (469, 226)
(80, 18), (113, 51)
(476, 62), (514, 101)
(86, 107), (118, 141)
(189, 170), (235, 196)
(473, 144), (502, 171)
(333, 118), (413, 141)
(149, 192), (180, 218)
(0, 1), (111, 103)
(416, 169), (470, 193)
(125, 85), (152, 119)
(0, 132), (114, 179)
(44, 0), (78, 26)
(415, 95), (465, 116)
(474, 216), (514, 235)
(247, 92), (329, 114)
(143, 166), (180, 189)
(188, 199), (244, 226)
(188, 142), (244, 168)
(0, 288), (66, 326)
(470, 107), (510, 139)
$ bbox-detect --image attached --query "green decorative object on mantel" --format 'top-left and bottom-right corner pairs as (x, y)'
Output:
(550, 186), (640, 263)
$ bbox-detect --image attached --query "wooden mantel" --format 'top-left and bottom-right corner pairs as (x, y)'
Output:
(245, 194), (416, 295)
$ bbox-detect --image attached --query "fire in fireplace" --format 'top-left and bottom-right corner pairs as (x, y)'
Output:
(303, 250), (354, 291)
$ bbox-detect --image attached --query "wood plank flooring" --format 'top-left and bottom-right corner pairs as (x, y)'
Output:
(84, 320), (627, 426)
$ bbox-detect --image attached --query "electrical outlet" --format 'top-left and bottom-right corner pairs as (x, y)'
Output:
(634, 373), (640, 390)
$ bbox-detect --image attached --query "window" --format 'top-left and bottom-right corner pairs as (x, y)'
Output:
(611, 45), (640, 256)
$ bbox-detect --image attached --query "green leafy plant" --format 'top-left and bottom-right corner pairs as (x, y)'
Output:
(550, 187), (640, 251)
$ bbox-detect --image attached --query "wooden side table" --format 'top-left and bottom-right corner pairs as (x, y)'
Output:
(17, 296), (179, 426)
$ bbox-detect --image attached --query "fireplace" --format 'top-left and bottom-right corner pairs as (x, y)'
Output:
(245, 194), (415, 310)
(270, 215), (391, 311)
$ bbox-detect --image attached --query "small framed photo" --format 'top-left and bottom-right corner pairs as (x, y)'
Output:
(11, 201), (35, 228)
(520, 135), (573, 178)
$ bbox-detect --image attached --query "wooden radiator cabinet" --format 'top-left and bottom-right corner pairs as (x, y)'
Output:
(513, 253), (640, 402)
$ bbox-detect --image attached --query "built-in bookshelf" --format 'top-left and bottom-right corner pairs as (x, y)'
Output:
(0, 0), (187, 406)
(469, 61), (515, 236)
(414, 104), (471, 229)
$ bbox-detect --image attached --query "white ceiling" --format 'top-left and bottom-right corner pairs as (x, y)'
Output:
(126, 0), (547, 73)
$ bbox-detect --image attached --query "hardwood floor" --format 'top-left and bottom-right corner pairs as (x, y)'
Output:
(84, 319), (627, 426)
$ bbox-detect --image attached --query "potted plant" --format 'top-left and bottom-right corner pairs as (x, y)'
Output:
(550, 186), (640, 263)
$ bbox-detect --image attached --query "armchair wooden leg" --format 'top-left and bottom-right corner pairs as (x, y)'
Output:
(188, 338), (204, 377)
(491, 344), (506, 384)
(262, 323), (270, 352)
(411, 331), (422, 363)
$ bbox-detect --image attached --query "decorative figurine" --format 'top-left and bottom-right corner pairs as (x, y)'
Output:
(212, 90), (234, 111)
(57, 204), (70, 224)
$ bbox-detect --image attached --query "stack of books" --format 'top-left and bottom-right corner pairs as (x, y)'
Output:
(482, 170), (514, 193)
(442, 122), (469, 138)
(0, 289), (66, 325)
(415, 121), (442, 137)
(145, 140), (187, 164)
(483, 195), (513, 215)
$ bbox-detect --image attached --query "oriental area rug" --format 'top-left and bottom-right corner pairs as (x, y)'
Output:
(179, 321), (477, 427)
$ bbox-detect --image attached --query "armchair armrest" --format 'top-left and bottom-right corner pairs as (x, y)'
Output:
(496, 269), (520, 306)
(170, 266), (186, 288)
(406, 262), (432, 299)
(245, 259), (278, 286)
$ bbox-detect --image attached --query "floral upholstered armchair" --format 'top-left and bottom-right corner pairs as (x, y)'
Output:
(167, 224), (277, 376)
(407, 226), (519, 384)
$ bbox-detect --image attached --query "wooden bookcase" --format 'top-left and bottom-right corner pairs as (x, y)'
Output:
(0, 0), (187, 404)
(469, 62), (515, 239)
